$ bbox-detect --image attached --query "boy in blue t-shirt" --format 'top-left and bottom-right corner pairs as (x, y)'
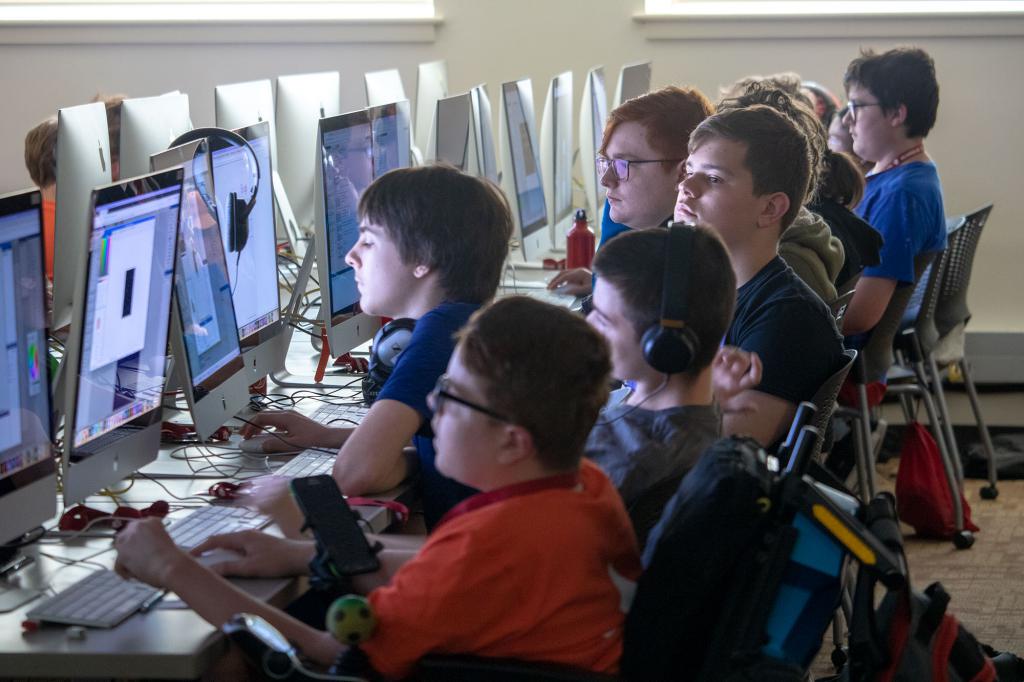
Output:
(838, 47), (947, 336)
(240, 165), (513, 528)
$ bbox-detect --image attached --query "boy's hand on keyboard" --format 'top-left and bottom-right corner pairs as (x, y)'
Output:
(190, 530), (315, 578)
(239, 411), (329, 453)
(546, 268), (592, 296)
(114, 517), (190, 589)
(712, 346), (763, 404)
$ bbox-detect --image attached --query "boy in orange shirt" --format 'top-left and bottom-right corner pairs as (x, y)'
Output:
(114, 297), (640, 679)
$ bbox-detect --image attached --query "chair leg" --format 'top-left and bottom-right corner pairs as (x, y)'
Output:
(928, 354), (965, 486)
(855, 383), (877, 501)
(960, 359), (1000, 500)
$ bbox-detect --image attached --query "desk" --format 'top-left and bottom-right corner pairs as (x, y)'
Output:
(0, 351), (417, 678)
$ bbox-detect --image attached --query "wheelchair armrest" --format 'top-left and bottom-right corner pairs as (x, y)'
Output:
(415, 654), (620, 681)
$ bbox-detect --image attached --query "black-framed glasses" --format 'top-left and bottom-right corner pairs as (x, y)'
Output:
(429, 374), (511, 423)
(595, 155), (683, 182)
(846, 101), (882, 122)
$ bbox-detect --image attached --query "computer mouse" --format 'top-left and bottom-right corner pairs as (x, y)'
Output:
(239, 434), (273, 453)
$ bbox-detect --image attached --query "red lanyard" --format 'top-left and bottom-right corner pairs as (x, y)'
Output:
(437, 470), (581, 528)
(872, 143), (924, 175)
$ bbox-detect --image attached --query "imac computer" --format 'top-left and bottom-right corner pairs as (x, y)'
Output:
(53, 102), (113, 331)
(469, 84), (499, 184)
(152, 141), (249, 440)
(499, 78), (551, 263)
(61, 168), (183, 505)
(119, 92), (193, 179)
(209, 121), (283, 384)
(0, 189), (55, 610)
(427, 92), (472, 170)
(414, 60), (448, 159)
(214, 79), (278, 171)
(614, 60), (653, 107)
(364, 69), (419, 165)
(313, 103), (411, 356)
(579, 66), (609, 229)
(539, 71), (575, 250)
(275, 71), (341, 233)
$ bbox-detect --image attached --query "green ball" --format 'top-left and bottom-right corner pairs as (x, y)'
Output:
(326, 594), (377, 645)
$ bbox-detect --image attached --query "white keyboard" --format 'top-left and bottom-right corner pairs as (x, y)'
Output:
(273, 449), (335, 478)
(309, 403), (370, 427)
(499, 286), (579, 309)
(166, 505), (270, 549)
(26, 569), (160, 628)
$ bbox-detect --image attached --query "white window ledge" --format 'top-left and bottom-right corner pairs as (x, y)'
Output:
(636, 2), (1024, 39)
(0, 3), (441, 44)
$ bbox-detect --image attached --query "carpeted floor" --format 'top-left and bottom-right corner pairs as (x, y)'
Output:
(811, 456), (1024, 678)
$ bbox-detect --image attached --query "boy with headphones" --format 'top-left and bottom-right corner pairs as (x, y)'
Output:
(676, 105), (845, 447)
(585, 225), (744, 547)
(114, 298), (640, 679)
(240, 165), (513, 529)
(547, 86), (713, 296)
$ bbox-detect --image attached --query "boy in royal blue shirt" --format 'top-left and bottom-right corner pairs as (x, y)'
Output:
(838, 47), (946, 337)
(241, 165), (513, 528)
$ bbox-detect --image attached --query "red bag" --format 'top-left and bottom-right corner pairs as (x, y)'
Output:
(895, 421), (979, 538)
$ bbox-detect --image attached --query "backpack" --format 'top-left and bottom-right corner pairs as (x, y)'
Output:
(895, 421), (978, 539)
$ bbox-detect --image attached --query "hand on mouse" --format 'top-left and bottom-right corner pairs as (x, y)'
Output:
(546, 268), (592, 296)
(238, 411), (331, 453)
(114, 517), (190, 588)
(190, 529), (315, 578)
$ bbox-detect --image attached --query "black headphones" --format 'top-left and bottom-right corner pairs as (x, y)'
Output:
(362, 318), (416, 404)
(641, 224), (701, 375)
(170, 127), (260, 254)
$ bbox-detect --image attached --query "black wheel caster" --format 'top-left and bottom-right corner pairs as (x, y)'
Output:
(831, 646), (848, 670)
(953, 530), (975, 550)
(980, 485), (999, 500)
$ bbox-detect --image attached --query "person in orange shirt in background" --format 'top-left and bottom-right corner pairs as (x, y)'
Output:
(23, 116), (57, 281)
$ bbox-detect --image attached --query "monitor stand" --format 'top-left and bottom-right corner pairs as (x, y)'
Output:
(0, 546), (43, 612)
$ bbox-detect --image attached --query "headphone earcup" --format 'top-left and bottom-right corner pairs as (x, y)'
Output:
(363, 318), (416, 403)
(231, 194), (249, 253)
(641, 324), (696, 375)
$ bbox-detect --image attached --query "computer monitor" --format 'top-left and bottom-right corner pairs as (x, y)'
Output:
(151, 141), (249, 440)
(209, 121), (283, 383)
(313, 103), (412, 356)
(214, 79), (278, 172)
(427, 92), (472, 170)
(469, 84), (499, 184)
(614, 60), (652, 107)
(61, 168), (183, 505)
(119, 92), (193, 179)
(364, 68), (406, 108)
(414, 60), (448, 158)
(0, 189), (55, 605)
(579, 66), (609, 228)
(499, 78), (551, 262)
(540, 71), (574, 250)
(275, 71), (341, 233)
(53, 102), (113, 330)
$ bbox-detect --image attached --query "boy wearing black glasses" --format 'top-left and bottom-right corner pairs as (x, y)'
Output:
(114, 297), (641, 679)
(839, 47), (946, 336)
(548, 86), (713, 296)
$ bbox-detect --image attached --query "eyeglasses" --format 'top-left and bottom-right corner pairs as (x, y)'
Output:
(429, 374), (511, 423)
(845, 101), (882, 122)
(595, 155), (684, 182)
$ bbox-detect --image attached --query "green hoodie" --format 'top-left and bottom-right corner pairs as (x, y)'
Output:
(779, 207), (844, 303)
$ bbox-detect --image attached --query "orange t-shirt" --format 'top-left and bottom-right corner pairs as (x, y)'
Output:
(362, 459), (641, 680)
(42, 198), (55, 281)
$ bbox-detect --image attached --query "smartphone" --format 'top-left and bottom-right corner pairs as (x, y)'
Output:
(290, 475), (381, 576)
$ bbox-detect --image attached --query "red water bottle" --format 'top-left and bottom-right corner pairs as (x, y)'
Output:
(566, 209), (595, 270)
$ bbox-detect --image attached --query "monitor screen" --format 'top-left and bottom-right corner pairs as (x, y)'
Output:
(210, 123), (280, 341)
(502, 82), (547, 238)
(172, 146), (243, 393)
(321, 112), (373, 320)
(0, 192), (53, 505)
(470, 85), (499, 184)
(370, 101), (411, 177)
(72, 180), (181, 450)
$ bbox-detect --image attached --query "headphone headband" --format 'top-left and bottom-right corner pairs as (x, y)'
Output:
(641, 224), (700, 375)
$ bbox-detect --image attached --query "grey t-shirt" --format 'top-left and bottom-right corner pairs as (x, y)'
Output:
(586, 399), (720, 547)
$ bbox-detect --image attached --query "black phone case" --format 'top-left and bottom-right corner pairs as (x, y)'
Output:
(290, 475), (381, 576)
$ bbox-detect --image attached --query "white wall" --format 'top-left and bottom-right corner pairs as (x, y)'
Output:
(2, 0), (1022, 335)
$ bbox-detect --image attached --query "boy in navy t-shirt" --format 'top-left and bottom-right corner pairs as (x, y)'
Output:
(241, 165), (513, 528)
(838, 47), (946, 338)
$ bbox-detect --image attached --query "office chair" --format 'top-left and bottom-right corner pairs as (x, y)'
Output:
(810, 349), (856, 462)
